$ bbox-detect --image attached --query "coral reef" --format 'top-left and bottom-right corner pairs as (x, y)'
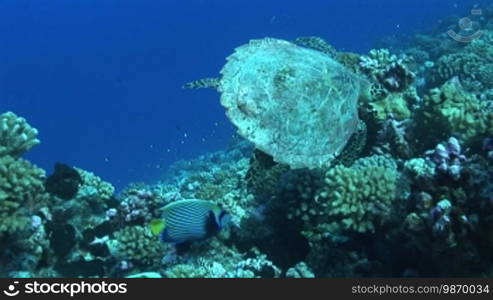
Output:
(3, 5), (493, 278)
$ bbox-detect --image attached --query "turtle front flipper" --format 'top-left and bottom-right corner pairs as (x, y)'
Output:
(183, 77), (221, 90)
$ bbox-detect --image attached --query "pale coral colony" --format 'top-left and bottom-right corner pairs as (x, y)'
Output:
(1, 6), (493, 278)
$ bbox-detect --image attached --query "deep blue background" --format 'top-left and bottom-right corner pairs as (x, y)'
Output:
(0, 0), (488, 189)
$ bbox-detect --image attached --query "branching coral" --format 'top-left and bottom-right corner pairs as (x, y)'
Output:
(0, 111), (40, 157)
(0, 155), (48, 236)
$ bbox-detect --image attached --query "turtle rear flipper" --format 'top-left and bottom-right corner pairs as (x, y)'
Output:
(183, 77), (221, 90)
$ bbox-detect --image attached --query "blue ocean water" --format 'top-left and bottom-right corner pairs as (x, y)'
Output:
(0, 0), (489, 189)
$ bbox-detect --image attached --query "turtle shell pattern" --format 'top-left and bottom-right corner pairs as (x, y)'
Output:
(219, 38), (361, 168)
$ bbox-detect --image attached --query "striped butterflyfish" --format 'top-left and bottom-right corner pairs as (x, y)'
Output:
(149, 199), (231, 244)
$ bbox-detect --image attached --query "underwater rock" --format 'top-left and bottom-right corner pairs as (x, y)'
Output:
(45, 163), (82, 200)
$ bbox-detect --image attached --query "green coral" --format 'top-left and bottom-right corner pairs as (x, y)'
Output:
(110, 225), (163, 267)
(430, 31), (493, 91)
(0, 111), (40, 157)
(423, 78), (493, 143)
(314, 155), (400, 234)
(369, 88), (418, 121)
(75, 167), (115, 203)
(0, 155), (48, 236)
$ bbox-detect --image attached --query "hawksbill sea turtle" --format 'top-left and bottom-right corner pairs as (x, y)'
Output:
(184, 37), (370, 169)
